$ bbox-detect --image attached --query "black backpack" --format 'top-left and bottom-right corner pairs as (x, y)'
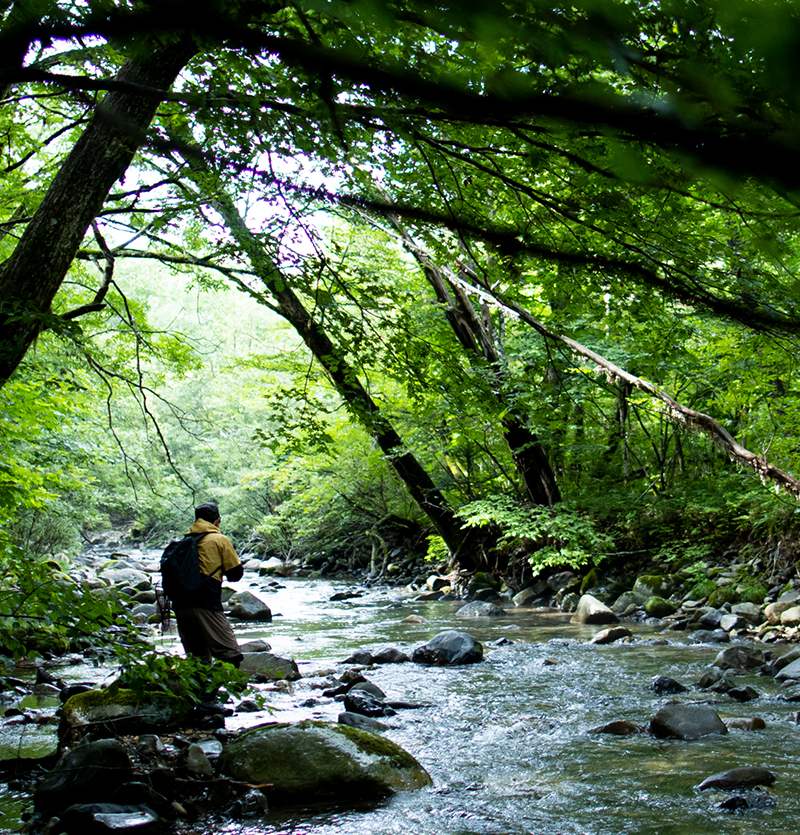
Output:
(160, 532), (210, 605)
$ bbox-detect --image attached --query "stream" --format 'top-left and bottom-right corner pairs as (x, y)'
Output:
(3, 558), (800, 834)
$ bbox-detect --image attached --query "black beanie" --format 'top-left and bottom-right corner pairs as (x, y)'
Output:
(195, 502), (220, 522)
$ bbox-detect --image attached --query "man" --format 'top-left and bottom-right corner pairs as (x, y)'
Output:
(173, 501), (244, 668)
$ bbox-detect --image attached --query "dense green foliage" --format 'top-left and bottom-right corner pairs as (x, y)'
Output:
(3, 1), (800, 659)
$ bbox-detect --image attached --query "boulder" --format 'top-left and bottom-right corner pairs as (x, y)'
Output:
(239, 639), (272, 653)
(178, 743), (214, 779)
(781, 605), (800, 627)
(338, 712), (389, 732)
(547, 571), (577, 591)
(258, 557), (285, 575)
(697, 766), (776, 791)
(712, 645), (766, 670)
(371, 646), (410, 664)
(218, 720), (432, 802)
(455, 601), (505, 618)
(764, 599), (796, 625)
(343, 690), (396, 717)
(775, 657), (800, 682)
(570, 594), (618, 625)
(342, 649), (374, 665)
(727, 685), (759, 702)
(633, 574), (674, 600)
(650, 675), (688, 695)
(775, 646), (800, 671)
(696, 608), (723, 630)
(587, 720), (642, 735)
(611, 591), (641, 614)
(228, 591), (272, 622)
(724, 716), (766, 731)
(412, 631), (483, 666)
(691, 628), (729, 643)
(59, 689), (192, 747)
(730, 602), (764, 625)
(34, 739), (133, 815)
(240, 652), (300, 681)
(719, 614), (748, 632)
(426, 576), (450, 591)
(98, 567), (151, 588)
(591, 626), (632, 644)
(778, 588), (800, 604)
(649, 704), (728, 740)
(512, 582), (548, 606)
(644, 596), (677, 618)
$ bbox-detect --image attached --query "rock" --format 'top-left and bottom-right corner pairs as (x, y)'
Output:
(343, 690), (396, 717)
(98, 567), (151, 588)
(611, 591), (642, 614)
(342, 649), (374, 665)
(778, 588), (800, 604)
(228, 591), (272, 622)
(236, 699), (262, 713)
(547, 571), (576, 591)
(697, 608), (724, 629)
(644, 596), (677, 617)
(59, 689), (192, 747)
(724, 716), (766, 731)
(633, 574), (674, 599)
(412, 631), (483, 666)
(218, 720), (432, 802)
(243, 559), (261, 572)
(178, 743), (214, 779)
(34, 739), (133, 816)
(775, 657), (800, 682)
(587, 719), (642, 735)
(370, 646), (410, 664)
(775, 646), (800, 670)
(349, 681), (386, 699)
(240, 652), (300, 681)
(651, 675), (688, 695)
(719, 614), (749, 632)
(713, 645), (766, 670)
(239, 639), (272, 653)
(401, 615), (426, 624)
(455, 601), (505, 618)
(697, 766), (776, 791)
(131, 591), (157, 604)
(135, 735), (165, 757)
(727, 685), (759, 702)
(331, 591), (363, 602)
(780, 605), (800, 627)
(649, 704), (727, 740)
(570, 594), (618, 625)
(131, 603), (158, 618)
(591, 626), (632, 644)
(338, 712), (389, 732)
(258, 557), (285, 575)
(764, 600), (796, 625)
(60, 803), (162, 833)
(691, 628), (729, 643)
(731, 602), (763, 625)
(512, 582), (548, 606)
(229, 788), (270, 818)
(717, 790), (776, 812)
(426, 576), (450, 591)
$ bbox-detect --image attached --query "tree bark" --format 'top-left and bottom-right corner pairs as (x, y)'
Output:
(0, 38), (197, 387)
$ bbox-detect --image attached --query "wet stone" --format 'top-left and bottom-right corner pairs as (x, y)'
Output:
(651, 675), (688, 695)
(338, 711), (389, 732)
(698, 766), (776, 791)
(724, 716), (766, 731)
(591, 626), (632, 644)
(60, 802), (162, 833)
(649, 704), (727, 740)
(587, 719), (641, 735)
(718, 791), (777, 813)
(727, 685), (759, 702)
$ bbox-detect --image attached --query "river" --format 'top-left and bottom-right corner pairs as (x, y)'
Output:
(3, 571), (800, 834)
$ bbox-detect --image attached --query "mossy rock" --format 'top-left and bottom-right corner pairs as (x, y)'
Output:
(738, 583), (767, 605)
(633, 574), (676, 599)
(219, 720), (432, 803)
(688, 579), (716, 600)
(708, 586), (739, 608)
(644, 596), (678, 618)
(59, 687), (193, 748)
(580, 567), (601, 594)
(467, 572), (500, 594)
(11, 626), (70, 657)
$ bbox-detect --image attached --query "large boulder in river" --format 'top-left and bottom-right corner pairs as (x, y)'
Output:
(697, 767), (776, 791)
(240, 652), (301, 681)
(412, 631), (483, 666)
(775, 657), (800, 682)
(712, 645), (765, 670)
(455, 600), (505, 618)
(218, 720), (432, 802)
(228, 590), (272, 621)
(649, 704), (728, 740)
(98, 567), (151, 589)
(570, 594), (618, 625)
(35, 739), (133, 815)
(59, 688), (192, 747)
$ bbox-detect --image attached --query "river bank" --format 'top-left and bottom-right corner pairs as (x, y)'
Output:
(2, 537), (800, 834)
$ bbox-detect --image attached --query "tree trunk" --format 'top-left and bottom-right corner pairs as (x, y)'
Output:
(193, 186), (477, 565)
(0, 39), (197, 387)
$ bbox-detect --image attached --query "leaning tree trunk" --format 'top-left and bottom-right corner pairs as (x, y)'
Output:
(0, 38), (197, 387)
(388, 219), (561, 505)
(184, 176), (478, 566)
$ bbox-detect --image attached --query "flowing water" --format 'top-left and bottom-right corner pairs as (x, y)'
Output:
(3, 570), (800, 834)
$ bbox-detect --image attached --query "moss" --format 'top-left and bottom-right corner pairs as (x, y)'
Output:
(707, 586), (738, 607)
(580, 567), (601, 593)
(329, 723), (422, 771)
(688, 579), (716, 600)
(738, 583), (767, 604)
(63, 687), (181, 712)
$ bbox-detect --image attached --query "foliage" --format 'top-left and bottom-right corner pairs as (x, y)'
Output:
(457, 495), (615, 575)
(112, 648), (256, 706)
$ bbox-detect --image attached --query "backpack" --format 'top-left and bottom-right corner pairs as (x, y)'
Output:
(160, 532), (210, 604)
